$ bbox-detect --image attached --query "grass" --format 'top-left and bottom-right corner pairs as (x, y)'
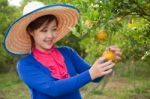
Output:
(81, 60), (150, 99)
(0, 61), (149, 99)
(0, 72), (30, 99)
(81, 77), (150, 99)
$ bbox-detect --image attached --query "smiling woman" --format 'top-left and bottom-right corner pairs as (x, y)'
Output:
(8, 0), (22, 6)
(3, 1), (121, 99)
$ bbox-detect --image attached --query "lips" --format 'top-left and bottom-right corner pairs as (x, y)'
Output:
(44, 39), (53, 45)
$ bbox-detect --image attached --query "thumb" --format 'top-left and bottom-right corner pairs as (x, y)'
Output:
(99, 57), (106, 63)
(95, 57), (106, 64)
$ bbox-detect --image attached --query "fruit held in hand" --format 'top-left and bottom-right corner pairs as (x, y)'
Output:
(97, 31), (108, 41)
(102, 50), (115, 61)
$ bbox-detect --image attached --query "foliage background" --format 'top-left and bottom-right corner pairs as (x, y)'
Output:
(0, 0), (149, 99)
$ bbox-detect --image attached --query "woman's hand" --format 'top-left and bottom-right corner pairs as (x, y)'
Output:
(105, 45), (122, 61)
(89, 57), (115, 80)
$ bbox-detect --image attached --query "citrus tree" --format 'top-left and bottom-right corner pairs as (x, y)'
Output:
(53, 0), (150, 64)
(1, 0), (150, 72)
(0, 0), (21, 72)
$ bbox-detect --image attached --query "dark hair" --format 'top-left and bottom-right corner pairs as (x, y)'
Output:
(27, 14), (58, 32)
(26, 14), (58, 50)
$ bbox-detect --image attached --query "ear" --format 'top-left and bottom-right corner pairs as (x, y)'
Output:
(30, 32), (34, 36)
(29, 31), (34, 37)
(27, 28), (34, 36)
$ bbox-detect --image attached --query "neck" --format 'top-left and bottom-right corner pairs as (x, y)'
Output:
(33, 46), (57, 54)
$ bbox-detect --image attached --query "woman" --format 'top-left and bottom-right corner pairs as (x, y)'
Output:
(3, 1), (121, 99)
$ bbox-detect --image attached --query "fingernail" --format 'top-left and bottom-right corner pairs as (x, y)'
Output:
(99, 57), (105, 63)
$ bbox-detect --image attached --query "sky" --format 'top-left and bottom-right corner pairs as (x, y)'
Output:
(8, 0), (22, 6)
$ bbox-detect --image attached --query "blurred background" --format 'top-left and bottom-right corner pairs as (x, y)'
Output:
(0, 0), (150, 99)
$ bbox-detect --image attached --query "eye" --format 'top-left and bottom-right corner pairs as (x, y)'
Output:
(41, 29), (48, 32)
(52, 28), (57, 32)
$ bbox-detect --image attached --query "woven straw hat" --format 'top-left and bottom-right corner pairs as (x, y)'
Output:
(3, 1), (80, 55)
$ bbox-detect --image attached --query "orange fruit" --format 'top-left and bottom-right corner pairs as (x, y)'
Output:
(97, 31), (108, 41)
(102, 50), (115, 61)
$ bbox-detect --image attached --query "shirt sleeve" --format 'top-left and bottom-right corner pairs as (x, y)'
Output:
(66, 47), (91, 73)
(66, 47), (103, 82)
(17, 60), (92, 97)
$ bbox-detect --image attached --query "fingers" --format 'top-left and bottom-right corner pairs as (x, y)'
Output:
(115, 51), (122, 60)
(94, 57), (106, 65)
(98, 61), (115, 76)
(98, 57), (106, 63)
(90, 59), (115, 79)
(106, 45), (120, 50)
(106, 45), (122, 56)
(109, 47), (120, 52)
(96, 58), (113, 67)
(102, 69), (113, 75)
(115, 51), (122, 56)
(106, 45), (122, 61)
(106, 45), (120, 51)
(100, 60), (112, 67)
(102, 63), (115, 71)
(115, 56), (121, 60)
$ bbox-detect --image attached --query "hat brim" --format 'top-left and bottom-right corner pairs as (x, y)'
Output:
(3, 4), (80, 55)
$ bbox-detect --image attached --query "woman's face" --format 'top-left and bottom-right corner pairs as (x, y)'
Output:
(30, 19), (57, 52)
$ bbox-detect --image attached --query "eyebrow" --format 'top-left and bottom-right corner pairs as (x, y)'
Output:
(51, 25), (57, 28)
(41, 25), (57, 30)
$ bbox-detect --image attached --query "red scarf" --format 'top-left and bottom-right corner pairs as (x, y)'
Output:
(32, 46), (70, 80)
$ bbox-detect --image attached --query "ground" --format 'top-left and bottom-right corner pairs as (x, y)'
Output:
(0, 66), (150, 99)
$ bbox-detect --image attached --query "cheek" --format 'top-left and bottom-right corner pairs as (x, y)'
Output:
(34, 35), (44, 43)
(53, 32), (57, 38)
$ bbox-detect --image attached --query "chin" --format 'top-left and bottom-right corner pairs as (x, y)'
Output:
(45, 45), (53, 49)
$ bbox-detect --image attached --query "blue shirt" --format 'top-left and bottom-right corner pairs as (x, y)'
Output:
(17, 46), (102, 99)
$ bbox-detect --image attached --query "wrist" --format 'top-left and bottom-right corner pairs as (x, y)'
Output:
(89, 68), (96, 80)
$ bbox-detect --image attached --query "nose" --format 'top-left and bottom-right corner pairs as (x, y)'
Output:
(47, 31), (56, 39)
(47, 33), (53, 38)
